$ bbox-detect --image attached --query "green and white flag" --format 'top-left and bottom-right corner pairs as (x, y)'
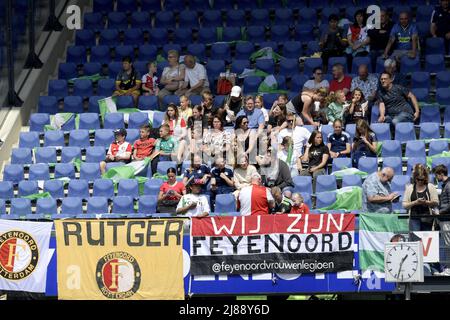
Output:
(238, 68), (269, 79)
(258, 75), (288, 94)
(102, 158), (151, 195)
(331, 168), (368, 179)
(68, 73), (106, 85)
(250, 47), (283, 62)
(318, 186), (363, 211)
(426, 151), (450, 168)
(359, 213), (409, 271)
(98, 96), (118, 119)
(44, 113), (75, 131)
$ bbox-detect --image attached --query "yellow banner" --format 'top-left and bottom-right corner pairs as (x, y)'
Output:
(55, 219), (184, 300)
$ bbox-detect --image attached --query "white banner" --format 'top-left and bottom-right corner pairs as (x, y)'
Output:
(0, 220), (54, 293)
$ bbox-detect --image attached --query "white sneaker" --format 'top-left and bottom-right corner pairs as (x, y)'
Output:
(434, 268), (450, 276)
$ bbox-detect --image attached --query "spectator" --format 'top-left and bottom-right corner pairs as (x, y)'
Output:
(383, 12), (419, 61)
(255, 95), (269, 123)
(277, 136), (298, 177)
(164, 103), (187, 161)
(350, 64), (378, 103)
(291, 193), (310, 214)
(378, 72), (420, 128)
(202, 116), (232, 161)
(182, 154), (211, 194)
(346, 10), (370, 66)
(303, 67), (330, 91)
(113, 56), (142, 106)
(132, 124), (157, 175)
(157, 167), (186, 214)
(362, 167), (398, 213)
(286, 89), (327, 126)
(187, 105), (209, 136)
(233, 155), (258, 192)
(367, 9), (394, 72)
(269, 159), (295, 196)
(233, 115), (258, 158)
(176, 181), (210, 217)
(327, 119), (351, 159)
(210, 157), (235, 203)
(403, 164), (439, 231)
(270, 94), (288, 112)
(157, 50), (186, 105)
(325, 90), (346, 123)
(431, 0), (450, 54)
(271, 186), (293, 214)
(238, 172), (275, 216)
(382, 58), (408, 88)
(345, 88), (369, 124)
(236, 96), (265, 131)
(300, 130), (330, 192)
(268, 103), (287, 134)
(329, 63), (352, 100)
(178, 95), (192, 123)
(319, 14), (348, 72)
(152, 124), (178, 162)
(178, 55), (209, 97)
(352, 119), (377, 168)
(201, 91), (217, 125)
(100, 128), (132, 174)
(220, 85), (244, 123)
(141, 61), (159, 96)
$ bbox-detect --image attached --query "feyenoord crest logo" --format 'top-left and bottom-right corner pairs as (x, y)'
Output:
(0, 231), (39, 280)
(96, 252), (141, 299)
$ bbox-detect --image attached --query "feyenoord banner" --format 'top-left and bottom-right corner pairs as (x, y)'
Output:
(191, 214), (355, 275)
(0, 220), (54, 293)
(55, 219), (185, 300)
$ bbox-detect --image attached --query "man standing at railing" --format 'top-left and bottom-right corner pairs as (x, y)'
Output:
(432, 165), (450, 276)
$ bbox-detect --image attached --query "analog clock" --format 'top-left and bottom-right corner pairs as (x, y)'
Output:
(384, 242), (424, 283)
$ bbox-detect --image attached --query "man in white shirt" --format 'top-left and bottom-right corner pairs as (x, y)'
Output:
(176, 182), (210, 217)
(179, 55), (210, 97)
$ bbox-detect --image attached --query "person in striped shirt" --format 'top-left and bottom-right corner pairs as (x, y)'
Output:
(238, 172), (275, 216)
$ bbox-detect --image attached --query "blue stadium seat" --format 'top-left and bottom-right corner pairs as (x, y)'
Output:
(246, 25), (266, 43)
(80, 163), (101, 181)
(437, 88), (450, 105)
(10, 198), (32, 215)
(282, 41), (302, 60)
(90, 45), (111, 64)
(124, 28), (144, 47)
(61, 147), (81, 163)
(370, 123), (391, 141)
(59, 63), (78, 80)
(259, 41), (278, 51)
(316, 191), (337, 209)
(93, 179), (114, 198)
(138, 195), (158, 214)
(38, 96), (58, 114)
(206, 60), (225, 79)
(0, 181), (14, 199)
(138, 96), (158, 111)
(96, 79), (115, 97)
(125, 129), (140, 144)
(85, 147), (106, 163)
(155, 11), (175, 29)
(223, 27), (242, 42)
(226, 10), (245, 27)
(315, 175), (337, 193)
(73, 79), (93, 97)
(411, 72), (431, 90)
(290, 74), (309, 92)
(198, 27), (217, 44)
(84, 62), (102, 76)
(210, 43), (231, 62)
(35, 147), (56, 164)
(54, 163), (76, 179)
(114, 45), (134, 61)
(256, 58), (275, 74)
(214, 194), (236, 213)
(139, 45), (158, 62)
(426, 37), (445, 55)
(179, 10), (199, 29)
(321, 7), (339, 22)
(395, 122), (416, 142)
(86, 196), (109, 214)
(329, 57), (348, 74)
(104, 113), (124, 129)
(202, 10), (222, 28)
(44, 130), (64, 147)
(157, 161), (177, 175)
(93, 0), (113, 13)
(36, 198), (57, 216)
(358, 157), (378, 174)
(243, 76), (263, 94)
(262, 93), (278, 108)
(392, 175), (411, 192)
(68, 180), (89, 198)
(294, 24), (315, 42)
(112, 196), (135, 214)
(425, 54), (445, 73)
(162, 44), (182, 59)
(118, 179), (139, 198)
(420, 105), (439, 123)
(382, 157), (403, 176)
(29, 164), (49, 181)
(69, 130), (90, 148)
(400, 56), (420, 74)
(297, 7), (316, 24)
(143, 178), (164, 195)
(381, 140), (401, 159)
(411, 88), (429, 103)
(99, 29), (120, 46)
(131, 12), (150, 29)
(44, 180), (64, 198)
(437, 71), (450, 89)
(186, 43), (206, 62)
(11, 148), (32, 165)
(235, 41), (255, 60)
(128, 112), (149, 129)
(107, 12), (128, 30)
(64, 96), (84, 113)
(18, 180), (38, 197)
(375, 56), (386, 73)
(429, 140), (448, 156)
(431, 157), (450, 170)
(351, 56), (372, 73)
(240, 0), (260, 11)
(67, 45), (87, 64)
(161, 95), (180, 111)
(116, 96), (135, 109)
(79, 113), (100, 130)
(173, 28), (193, 47)
(141, 0), (162, 11)
(416, 5), (434, 22)
(304, 40), (320, 56)
(230, 59), (250, 75)
(29, 113), (50, 132)
(303, 58), (322, 76)
(274, 8), (294, 26)
(48, 80), (68, 100)
(407, 157), (426, 174)
(293, 175), (312, 194)
(331, 157), (352, 172)
(164, 0), (185, 12)
(420, 122), (440, 140)
(212, 0), (234, 10)
(405, 140), (426, 158)
(152, 112), (165, 127)
(214, 96), (226, 108)
(93, 130), (114, 149)
(342, 175), (362, 188)
(274, 75), (286, 89)
(84, 12), (104, 30)
(62, 197), (83, 215)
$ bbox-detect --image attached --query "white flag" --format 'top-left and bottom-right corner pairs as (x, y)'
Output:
(0, 220), (54, 293)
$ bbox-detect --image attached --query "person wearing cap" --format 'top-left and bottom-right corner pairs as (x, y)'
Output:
(238, 172), (275, 216)
(100, 128), (132, 174)
(176, 180), (210, 217)
(219, 86), (244, 123)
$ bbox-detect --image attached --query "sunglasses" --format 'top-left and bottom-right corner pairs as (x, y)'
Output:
(416, 178), (425, 182)
(242, 121), (248, 124)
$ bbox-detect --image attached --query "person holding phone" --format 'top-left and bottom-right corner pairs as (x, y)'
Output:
(403, 164), (439, 231)
(362, 167), (398, 213)
(157, 167), (186, 214)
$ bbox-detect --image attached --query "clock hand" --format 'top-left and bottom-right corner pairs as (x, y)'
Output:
(397, 254), (409, 278)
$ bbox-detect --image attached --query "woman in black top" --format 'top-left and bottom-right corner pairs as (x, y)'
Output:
(233, 116), (257, 157)
(352, 119), (377, 168)
(300, 130), (330, 192)
(286, 88), (327, 127)
(268, 103), (287, 134)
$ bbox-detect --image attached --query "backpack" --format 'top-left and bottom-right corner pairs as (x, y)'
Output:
(217, 78), (233, 95)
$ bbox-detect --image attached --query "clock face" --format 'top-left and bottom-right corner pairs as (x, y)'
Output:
(385, 244), (419, 281)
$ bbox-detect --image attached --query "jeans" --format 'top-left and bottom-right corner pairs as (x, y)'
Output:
(370, 49), (384, 72)
(384, 112), (414, 133)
